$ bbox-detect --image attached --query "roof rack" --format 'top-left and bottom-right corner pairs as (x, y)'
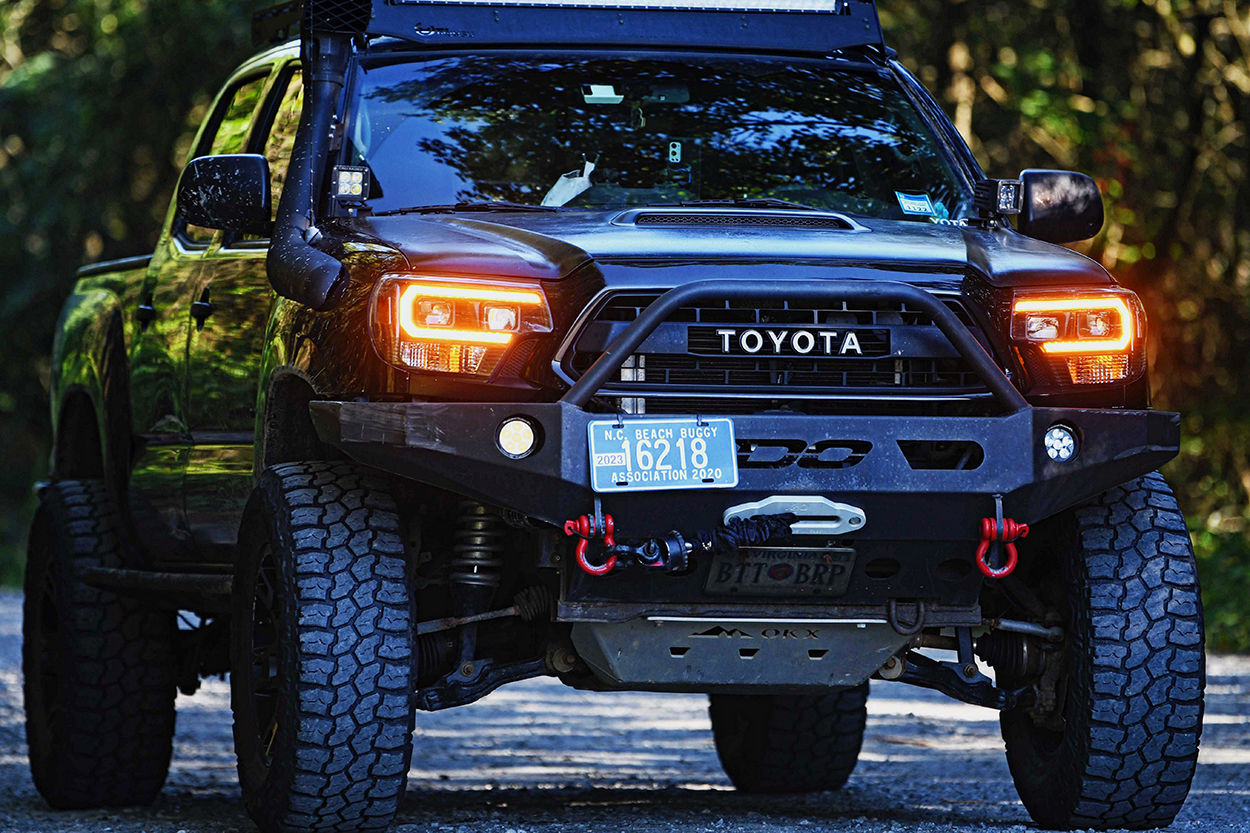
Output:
(254, 0), (883, 55)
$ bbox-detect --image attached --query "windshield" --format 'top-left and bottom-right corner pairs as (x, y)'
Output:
(344, 54), (973, 221)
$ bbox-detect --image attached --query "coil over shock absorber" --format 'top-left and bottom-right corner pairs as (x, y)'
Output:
(450, 502), (506, 666)
(451, 502), (505, 597)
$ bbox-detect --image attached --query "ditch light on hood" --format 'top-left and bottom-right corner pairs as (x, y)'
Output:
(375, 277), (553, 376)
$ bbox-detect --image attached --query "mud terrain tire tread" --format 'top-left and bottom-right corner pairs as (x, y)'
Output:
(233, 461), (415, 833)
(1003, 471), (1204, 830)
(709, 684), (868, 794)
(22, 479), (177, 809)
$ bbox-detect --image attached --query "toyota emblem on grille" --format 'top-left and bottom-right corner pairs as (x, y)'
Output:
(715, 328), (864, 356)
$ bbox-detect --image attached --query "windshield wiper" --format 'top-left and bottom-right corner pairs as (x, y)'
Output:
(373, 201), (559, 216)
(666, 198), (820, 211)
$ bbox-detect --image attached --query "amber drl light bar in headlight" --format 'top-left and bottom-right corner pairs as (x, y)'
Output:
(397, 326), (513, 345)
(1012, 296), (1133, 354)
(396, 282), (547, 346)
(397, 283), (543, 307)
(376, 277), (554, 377)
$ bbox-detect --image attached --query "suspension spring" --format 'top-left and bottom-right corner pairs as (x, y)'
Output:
(450, 502), (506, 590)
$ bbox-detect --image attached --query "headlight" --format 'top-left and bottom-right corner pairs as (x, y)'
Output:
(373, 277), (553, 377)
(1010, 290), (1145, 386)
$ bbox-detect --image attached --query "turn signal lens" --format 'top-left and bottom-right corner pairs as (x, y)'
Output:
(1010, 290), (1145, 387)
(1065, 354), (1130, 385)
(375, 277), (553, 377)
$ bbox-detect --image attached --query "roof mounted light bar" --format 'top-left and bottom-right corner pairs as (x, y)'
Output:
(391, 0), (852, 10)
(253, 0), (883, 54)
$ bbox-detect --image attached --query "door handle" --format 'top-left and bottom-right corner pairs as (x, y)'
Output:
(191, 288), (214, 331)
(136, 293), (156, 331)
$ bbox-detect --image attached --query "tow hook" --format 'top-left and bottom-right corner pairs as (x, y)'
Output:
(564, 519), (694, 576)
(977, 494), (1028, 579)
(565, 507), (797, 577)
(564, 511), (617, 576)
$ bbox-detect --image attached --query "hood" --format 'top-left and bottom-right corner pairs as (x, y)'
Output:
(341, 208), (1114, 288)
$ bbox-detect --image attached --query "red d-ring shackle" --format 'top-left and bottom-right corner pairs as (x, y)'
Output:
(564, 513), (616, 575)
(976, 517), (1029, 578)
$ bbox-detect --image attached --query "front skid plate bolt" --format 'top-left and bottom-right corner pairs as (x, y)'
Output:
(545, 645), (578, 674)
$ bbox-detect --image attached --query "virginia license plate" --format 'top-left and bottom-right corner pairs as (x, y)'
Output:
(704, 547), (856, 597)
(588, 417), (738, 493)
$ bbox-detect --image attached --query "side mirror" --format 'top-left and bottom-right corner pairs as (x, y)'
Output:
(1017, 169), (1104, 244)
(176, 154), (272, 236)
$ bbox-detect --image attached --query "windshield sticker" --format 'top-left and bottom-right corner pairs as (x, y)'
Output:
(896, 192), (936, 216)
(542, 157), (597, 207)
(582, 84), (624, 105)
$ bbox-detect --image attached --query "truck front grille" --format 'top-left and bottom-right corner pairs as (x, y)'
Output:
(566, 293), (995, 415)
(571, 354), (982, 390)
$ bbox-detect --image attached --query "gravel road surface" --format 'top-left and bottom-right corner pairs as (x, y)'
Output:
(0, 589), (1246, 832)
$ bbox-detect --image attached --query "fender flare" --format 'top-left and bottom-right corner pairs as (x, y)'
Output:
(49, 287), (134, 497)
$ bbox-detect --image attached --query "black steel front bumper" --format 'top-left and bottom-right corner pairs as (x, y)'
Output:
(310, 399), (1177, 540)
(309, 279), (1179, 545)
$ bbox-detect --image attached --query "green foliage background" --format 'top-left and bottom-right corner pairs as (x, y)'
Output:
(0, 1), (1247, 647)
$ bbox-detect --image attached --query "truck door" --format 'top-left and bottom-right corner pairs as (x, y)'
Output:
(184, 63), (303, 561)
(127, 70), (270, 566)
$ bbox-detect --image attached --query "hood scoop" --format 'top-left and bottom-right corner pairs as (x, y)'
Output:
(619, 207), (859, 231)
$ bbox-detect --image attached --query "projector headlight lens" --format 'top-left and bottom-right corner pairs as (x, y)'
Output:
(1043, 425), (1078, 463)
(498, 417), (538, 459)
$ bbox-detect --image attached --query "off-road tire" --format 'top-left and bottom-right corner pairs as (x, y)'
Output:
(232, 462), (416, 833)
(1002, 472), (1204, 830)
(709, 684), (869, 793)
(22, 479), (177, 809)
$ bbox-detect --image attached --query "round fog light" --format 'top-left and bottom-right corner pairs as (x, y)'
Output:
(1043, 425), (1078, 462)
(497, 417), (538, 459)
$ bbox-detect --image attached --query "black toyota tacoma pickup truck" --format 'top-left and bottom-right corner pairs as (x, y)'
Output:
(24, 2), (1204, 832)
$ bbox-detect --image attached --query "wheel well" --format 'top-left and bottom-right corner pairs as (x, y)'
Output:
(54, 390), (105, 481)
(261, 372), (339, 468)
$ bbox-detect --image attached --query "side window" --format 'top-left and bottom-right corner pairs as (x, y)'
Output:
(263, 69), (304, 220)
(208, 76), (267, 155)
(180, 75), (268, 245)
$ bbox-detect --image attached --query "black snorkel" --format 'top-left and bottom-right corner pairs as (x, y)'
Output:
(264, 2), (365, 310)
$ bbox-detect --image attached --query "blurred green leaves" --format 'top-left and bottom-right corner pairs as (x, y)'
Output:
(1193, 527), (1250, 650)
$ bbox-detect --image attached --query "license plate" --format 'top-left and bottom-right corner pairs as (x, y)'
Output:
(704, 547), (856, 597)
(588, 417), (738, 493)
